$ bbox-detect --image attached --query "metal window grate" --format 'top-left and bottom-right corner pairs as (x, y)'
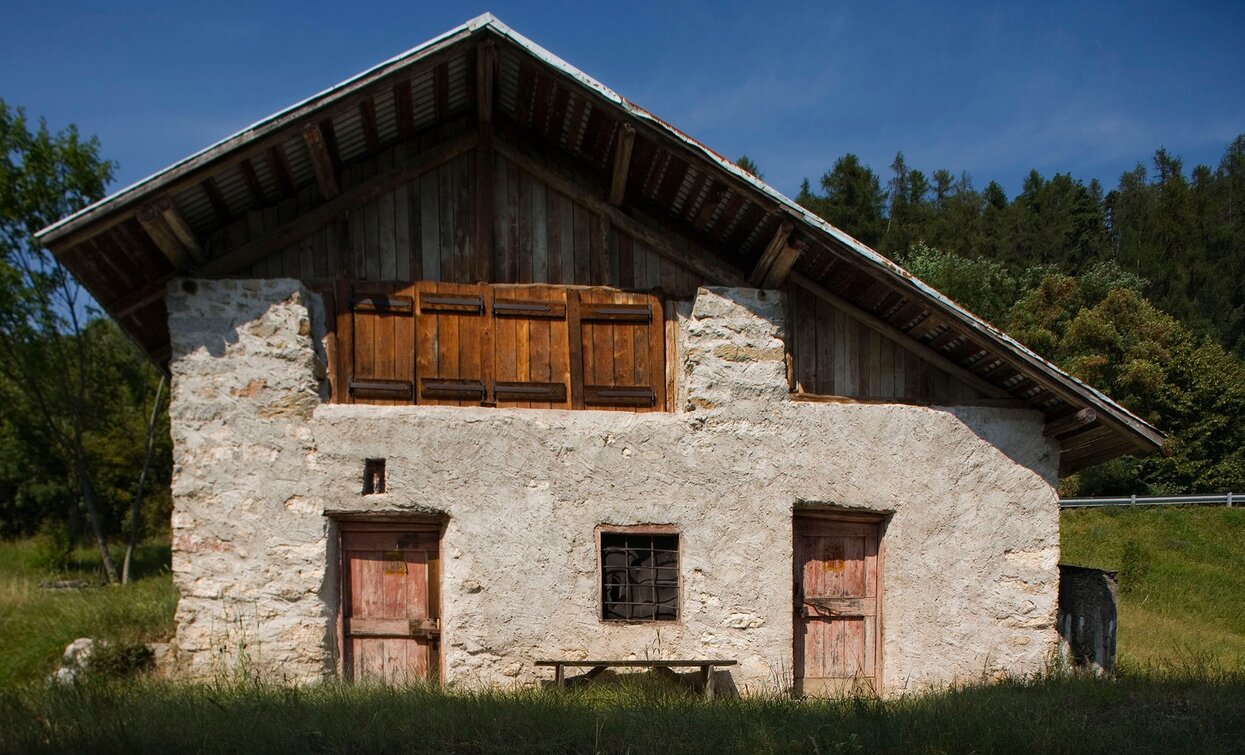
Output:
(601, 533), (679, 621)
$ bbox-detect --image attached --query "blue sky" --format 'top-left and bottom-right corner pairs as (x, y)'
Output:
(3, 1), (1242, 202)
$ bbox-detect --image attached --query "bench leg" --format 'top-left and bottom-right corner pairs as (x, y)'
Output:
(701, 665), (715, 699)
(555, 665), (565, 688)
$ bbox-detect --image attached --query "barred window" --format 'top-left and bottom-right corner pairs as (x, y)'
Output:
(600, 532), (679, 621)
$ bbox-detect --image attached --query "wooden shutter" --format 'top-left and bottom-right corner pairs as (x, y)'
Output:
(491, 285), (571, 409)
(572, 289), (665, 411)
(348, 284), (415, 405)
(415, 281), (488, 406)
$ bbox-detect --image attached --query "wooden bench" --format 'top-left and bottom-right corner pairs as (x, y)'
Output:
(535, 659), (738, 698)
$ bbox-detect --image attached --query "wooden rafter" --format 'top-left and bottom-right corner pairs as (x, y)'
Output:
(359, 97), (381, 152)
(1045, 408), (1097, 438)
(240, 159), (267, 205)
(393, 80), (415, 139)
(201, 177), (231, 221)
(749, 221), (793, 286)
(155, 196), (204, 264)
(608, 124), (635, 206)
(265, 145), (295, 197)
(136, 204), (192, 269)
(434, 61), (450, 120)
(302, 123), (340, 200)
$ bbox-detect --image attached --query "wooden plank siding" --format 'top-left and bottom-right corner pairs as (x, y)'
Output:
(787, 281), (983, 403)
(224, 145), (703, 298)
(200, 131), (983, 411)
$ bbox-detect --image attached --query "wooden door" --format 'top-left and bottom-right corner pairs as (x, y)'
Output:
(793, 516), (881, 696)
(340, 525), (441, 683)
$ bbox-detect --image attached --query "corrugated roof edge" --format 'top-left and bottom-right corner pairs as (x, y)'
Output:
(36, 12), (1163, 449)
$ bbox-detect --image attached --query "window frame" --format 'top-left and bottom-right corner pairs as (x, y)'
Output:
(595, 524), (682, 623)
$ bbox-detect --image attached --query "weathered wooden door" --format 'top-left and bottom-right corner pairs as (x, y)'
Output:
(793, 516), (881, 696)
(340, 524), (440, 683)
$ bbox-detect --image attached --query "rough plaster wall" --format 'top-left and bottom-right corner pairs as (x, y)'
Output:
(168, 280), (1061, 693)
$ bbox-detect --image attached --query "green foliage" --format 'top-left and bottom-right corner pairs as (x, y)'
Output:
(799, 135), (1245, 358)
(87, 639), (155, 680)
(31, 519), (73, 573)
(899, 242), (1019, 325)
(799, 153), (887, 246)
(0, 99), (170, 579)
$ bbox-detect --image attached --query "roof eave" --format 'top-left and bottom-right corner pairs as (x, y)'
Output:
(34, 13), (1166, 457)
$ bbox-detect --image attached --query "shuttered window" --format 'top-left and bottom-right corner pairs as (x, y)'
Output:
(337, 282), (665, 411)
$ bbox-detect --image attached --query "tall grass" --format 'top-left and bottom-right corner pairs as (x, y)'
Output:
(1, 666), (1243, 754)
(0, 539), (176, 687)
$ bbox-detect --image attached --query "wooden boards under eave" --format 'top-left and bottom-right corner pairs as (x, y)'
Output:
(232, 143), (705, 296)
(787, 281), (983, 403)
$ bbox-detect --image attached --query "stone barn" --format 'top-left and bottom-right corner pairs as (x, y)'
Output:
(36, 14), (1163, 695)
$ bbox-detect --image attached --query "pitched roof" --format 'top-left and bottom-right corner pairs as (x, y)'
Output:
(35, 13), (1164, 471)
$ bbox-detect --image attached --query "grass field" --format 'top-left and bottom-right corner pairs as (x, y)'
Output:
(1060, 505), (1245, 670)
(0, 507), (1242, 752)
(1, 669), (1243, 754)
(0, 539), (176, 688)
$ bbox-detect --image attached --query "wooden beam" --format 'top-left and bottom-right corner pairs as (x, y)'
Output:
(136, 204), (192, 270)
(475, 42), (496, 281)
(608, 124), (635, 206)
(791, 392), (1033, 411)
(155, 196), (204, 264)
(1059, 425), (1116, 455)
(476, 40), (496, 126)
(749, 221), (793, 286)
(198, 133), (477, 277)
(789, 271), (1012, 399)
(1061, 438), (1140, 474)
(301, 123), (340, 200)
(393, 80), (415, 140)
(492, 136), (746, 287)
(266, 145), (295, 197)
(113, 279), (172, 318)
(1045, 408), (1096, 438)
(761, 238), (804, 288)
(359, 97), (380, 152)
(201, 177), (231, 221)
(434, 61), (450, 121)
(240, 158), (267, 205)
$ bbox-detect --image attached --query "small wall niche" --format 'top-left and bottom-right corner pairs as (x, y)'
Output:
(362, 459), (386, 495)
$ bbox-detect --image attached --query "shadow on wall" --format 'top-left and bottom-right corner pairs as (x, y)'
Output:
(941, 405), (1058, 487)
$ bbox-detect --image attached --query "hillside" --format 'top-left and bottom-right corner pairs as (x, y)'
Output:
(1061, 506), (1245, 670)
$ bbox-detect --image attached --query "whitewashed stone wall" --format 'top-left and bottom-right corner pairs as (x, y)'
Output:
(168, 279), (1061, 692)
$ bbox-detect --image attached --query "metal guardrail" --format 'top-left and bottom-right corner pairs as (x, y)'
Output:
(1059, 493), (1238, 508)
